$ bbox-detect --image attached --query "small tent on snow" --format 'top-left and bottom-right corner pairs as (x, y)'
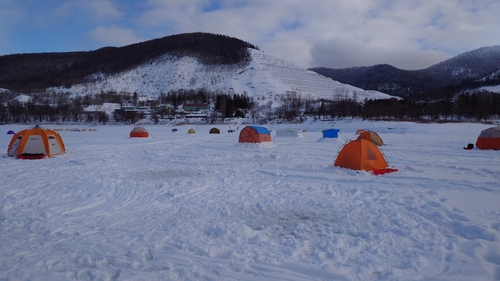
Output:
(187, 128), (196, 134)
(129, 126), (149, 138)
(239, 126), (272, 143)
(356, 130), (384, 146)
(334, 138), (397, 174)
(475, 125), (500, 150)
(7, 125), (66, 159)
(323, 129), (340, 138)
(209, 128), (220, 134)
(7, 130), (15, 134)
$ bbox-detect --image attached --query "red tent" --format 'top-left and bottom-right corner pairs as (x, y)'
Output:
(476, 126), (500, 150)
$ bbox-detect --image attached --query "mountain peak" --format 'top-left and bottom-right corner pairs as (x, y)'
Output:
(0, 32), (259, 91)
(310, 45), (500, 99)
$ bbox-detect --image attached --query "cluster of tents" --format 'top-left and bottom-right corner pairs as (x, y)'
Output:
(5, 125), (500, 176)
(129, 126), (196, 137)
(129, 127), (224, 138)
(235, 125), (395, 174)
(51, 128), (98, 132)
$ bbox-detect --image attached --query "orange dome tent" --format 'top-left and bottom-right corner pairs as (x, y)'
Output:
(238, 126), (271, 143)
(130, 126), (149, 138)
(334, 138), (397, 174)
(7, 125), (66, 159)
(475, 125), (500, 150)
(356, 130), (384, 146)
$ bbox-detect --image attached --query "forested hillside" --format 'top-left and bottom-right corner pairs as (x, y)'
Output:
(311, 46), (500, 100)
(0, 33), (258, 92)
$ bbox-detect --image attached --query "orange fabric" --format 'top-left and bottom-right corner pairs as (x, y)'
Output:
(356, 131), (384, 146)
(130, 127), (149, 138)
(238, 126), (271, 143)
(130, 131), (149, 138)
(334, 139), (388, 171)
(7, 126), (66, 158)
(476, 138), (500, 150)
(476, 126), (500, 150)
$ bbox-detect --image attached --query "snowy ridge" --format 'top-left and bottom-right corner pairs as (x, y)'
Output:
(51, 49), (396, 105)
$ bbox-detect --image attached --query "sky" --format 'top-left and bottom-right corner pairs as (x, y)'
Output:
(1, 0), (500, 70)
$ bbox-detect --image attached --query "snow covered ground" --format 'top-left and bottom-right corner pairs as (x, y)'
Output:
(1, 120), (499, 281)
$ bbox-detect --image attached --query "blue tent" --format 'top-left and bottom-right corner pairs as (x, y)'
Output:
(323, 129), (339, 138)
(7, 130), (15, 134)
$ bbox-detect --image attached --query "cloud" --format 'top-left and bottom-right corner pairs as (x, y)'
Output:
(134, 1), (478, 69)
(88, 25), (143, 47)
(2, 0), (500, 69)
(310, 38), (452, 70)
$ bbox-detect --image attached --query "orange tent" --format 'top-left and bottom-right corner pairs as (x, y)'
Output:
(356, 130), (384, 146)
(130, 126), (149, 138)
(476, 126), (500, 150)
(7, 125), (66, 159)
(334, 139), (389, 172)
(238, 126), (272, 143)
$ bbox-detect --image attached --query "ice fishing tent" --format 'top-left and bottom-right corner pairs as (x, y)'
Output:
(323, 129), (339, 138)
(129, 126), (149, 138)
(188, 128), (196, 134)
(209, 128), (220, 134)
(7, 125), (66, 159)
(334, 139), (395, 174)
(475, 125), (500, 150)
(356, 130), (384, 146)
(7, 130), (15, 134)
(239, 126), (272, 143)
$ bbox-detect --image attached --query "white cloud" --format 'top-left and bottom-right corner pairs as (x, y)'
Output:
(88, 25), (143, 47)
(135, 1), (485, 69)
(2, 0), (500, 69)
(88, 0), (123, 20)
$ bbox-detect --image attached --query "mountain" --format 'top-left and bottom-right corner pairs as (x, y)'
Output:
(0, 32), (257, 92)
(310, 45), (500, 100)
(309, 64), (438, 98)
(50, 48), (394, 106)
(0, 32), (394, 105)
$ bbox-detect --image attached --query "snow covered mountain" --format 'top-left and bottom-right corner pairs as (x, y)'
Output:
(311, 45), (500, 100)
(49, 48), (395, 105)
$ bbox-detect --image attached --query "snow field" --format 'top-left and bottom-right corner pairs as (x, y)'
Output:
(1, 120), (499, 280)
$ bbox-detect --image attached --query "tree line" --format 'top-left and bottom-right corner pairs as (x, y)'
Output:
(1, 89), (499, 125)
